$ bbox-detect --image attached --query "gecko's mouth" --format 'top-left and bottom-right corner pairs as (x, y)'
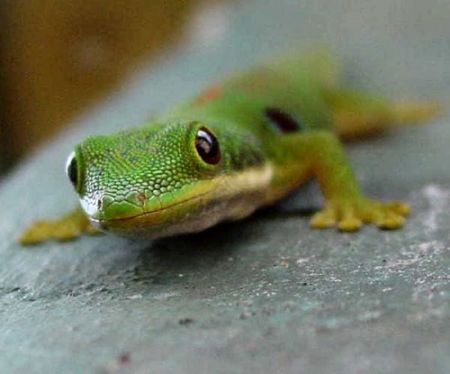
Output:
(82, 186), (217, 238)
(93, 194), (208, 223)
(90, 191), (212, 225)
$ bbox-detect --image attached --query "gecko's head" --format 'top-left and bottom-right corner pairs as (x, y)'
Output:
(65, 121), (269, 238)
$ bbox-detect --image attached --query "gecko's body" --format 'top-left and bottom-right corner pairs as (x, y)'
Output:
(20, 50), (438, 244)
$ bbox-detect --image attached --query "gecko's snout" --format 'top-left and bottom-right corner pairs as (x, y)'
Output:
(80, 190), (148, 224)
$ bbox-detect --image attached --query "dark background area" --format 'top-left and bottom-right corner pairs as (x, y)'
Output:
(0, 0), (217, 174)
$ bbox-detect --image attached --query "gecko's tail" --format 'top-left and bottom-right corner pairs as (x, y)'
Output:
(326, 89), (442, 140)
(272, 47), (442, 140)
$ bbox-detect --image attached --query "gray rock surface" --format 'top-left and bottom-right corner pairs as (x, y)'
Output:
(0, 0), (449, 373)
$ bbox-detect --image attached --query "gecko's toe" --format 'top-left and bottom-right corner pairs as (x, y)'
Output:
(376, 211), (406, 230)
(310, 208), (336, 229)
(337, 207), (362, 231)
(386, 201), (411, 216)
(338, 216), (362, 231)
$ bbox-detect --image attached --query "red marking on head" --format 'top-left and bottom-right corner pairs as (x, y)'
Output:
(195, 84), (223, 105)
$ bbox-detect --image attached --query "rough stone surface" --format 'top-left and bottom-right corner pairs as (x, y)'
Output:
(0, 1), (449, 373)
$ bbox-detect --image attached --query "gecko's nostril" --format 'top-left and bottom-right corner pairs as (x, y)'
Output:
(97, 198), (103, 210)
(136, 192), (147, 206)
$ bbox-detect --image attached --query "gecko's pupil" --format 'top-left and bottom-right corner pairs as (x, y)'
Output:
(66, 151), (78, 190)
(195, 127), (220, 165)
(265, 107), (300, 133)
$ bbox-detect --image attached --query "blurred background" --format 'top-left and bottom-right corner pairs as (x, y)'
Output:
(0, 0), (231, 175)
(0, 0), (448, 178)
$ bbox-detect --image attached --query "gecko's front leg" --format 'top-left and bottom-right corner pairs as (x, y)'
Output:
(19, 207), (101, 245)
(301, 132), (410, 231)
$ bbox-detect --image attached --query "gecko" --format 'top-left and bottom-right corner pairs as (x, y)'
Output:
(19, 49), (439, 245)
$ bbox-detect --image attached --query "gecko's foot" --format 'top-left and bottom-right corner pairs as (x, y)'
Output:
(19, 209), (101, 245)
(310, 198), (410, 232)
(390, 100), (442, 125)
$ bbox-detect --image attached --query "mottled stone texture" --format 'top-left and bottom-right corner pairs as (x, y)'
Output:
(0, 0), (449, 373)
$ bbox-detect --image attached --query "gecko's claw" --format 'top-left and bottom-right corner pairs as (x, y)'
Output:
(310, 198), (410, 232)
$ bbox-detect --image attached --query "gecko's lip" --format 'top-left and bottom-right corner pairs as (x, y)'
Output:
(88, 190), (212, 226)
(92, 194), (207, 223)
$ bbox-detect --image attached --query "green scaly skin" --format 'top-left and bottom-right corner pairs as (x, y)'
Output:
(20, 49), (438, 245)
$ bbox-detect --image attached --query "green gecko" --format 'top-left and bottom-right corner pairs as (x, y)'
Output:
(19, 49), (439, 245)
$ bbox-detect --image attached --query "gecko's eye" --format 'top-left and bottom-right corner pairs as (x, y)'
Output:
(65, 151), (79, 191)
(195, 127), (220, 165)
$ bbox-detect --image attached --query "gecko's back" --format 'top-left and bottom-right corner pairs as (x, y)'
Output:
(19, 49), (438, 244)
